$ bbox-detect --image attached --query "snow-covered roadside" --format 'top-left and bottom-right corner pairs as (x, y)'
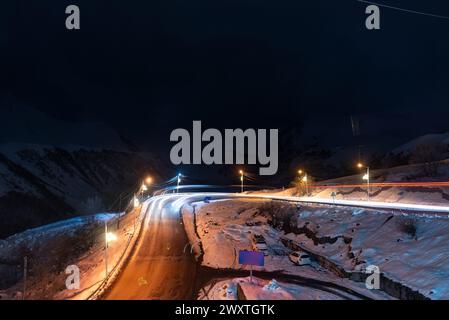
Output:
(252, 161), (449, 207)
(0, 204), (147, 300)
(181, 205), (202, 260)
(86, 200), (150, 300)
(182, 199), (392, 300)
(199, 277), (342, 300)
(280, 203), (449, 299)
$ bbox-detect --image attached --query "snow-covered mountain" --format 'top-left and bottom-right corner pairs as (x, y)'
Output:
(392, 132), (449, 155)
(0, 100), (166, 239)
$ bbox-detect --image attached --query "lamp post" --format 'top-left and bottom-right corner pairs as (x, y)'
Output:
(177, 173), (181, 194)
(133, 195), (140, 208)
(358, 163), (370, 200)
(141, 183), (147, 195)
(144, 176), (152, 199)
(298, 169), (309, 196)
(363, 167), (370, 200)
(302, 174), (309, 197)
(239, 170), (244, 193)
(104, 221), (117, 279)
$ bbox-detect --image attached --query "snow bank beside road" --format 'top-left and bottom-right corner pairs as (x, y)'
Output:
(252, 161), (449, 207)
(181, 204), (202, 260)
(183, 199), (271, 269)
(279, 204), (449, 299)
(0, 207), (144, 300)
(184, 199), (391, 300)
(199, 277), (343, 300)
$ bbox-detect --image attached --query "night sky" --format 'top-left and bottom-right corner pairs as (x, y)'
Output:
(1, 0), (449, 179)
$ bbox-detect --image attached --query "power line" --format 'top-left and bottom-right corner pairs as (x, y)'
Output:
(358, 0), (449, 20)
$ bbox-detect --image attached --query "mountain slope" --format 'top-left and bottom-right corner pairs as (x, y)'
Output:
(0, 99), (166, 238)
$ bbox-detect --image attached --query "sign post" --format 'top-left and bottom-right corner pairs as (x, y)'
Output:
(250, 264), (253, 283)
(331, 191), (336, 204)
(238, 250), (264, 284)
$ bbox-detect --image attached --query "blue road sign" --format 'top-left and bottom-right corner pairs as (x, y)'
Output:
(238, 250), (264, 267)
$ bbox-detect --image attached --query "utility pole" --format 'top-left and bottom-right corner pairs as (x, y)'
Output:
(104, 221), (108, 279)
(22, 256), (27, 300)
(359, 163), (370, 201)
(367, 167), (370, 200)
(331, 191), (336, 204)
(250, 264), (253, 284)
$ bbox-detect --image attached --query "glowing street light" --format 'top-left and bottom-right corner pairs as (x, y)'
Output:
(239, 170), (244, 193)
(357, 164), (370, 200)
(106, 232), (117, 242)
(104, 221), (117, 279)
(133, 196), (140, 208)
(297, 169), (309, 197)
(302, 174), (309, 196)
(145, 176), (153, 185)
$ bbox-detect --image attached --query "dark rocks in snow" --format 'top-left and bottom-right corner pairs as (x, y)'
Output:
(0, 147), (165, 239)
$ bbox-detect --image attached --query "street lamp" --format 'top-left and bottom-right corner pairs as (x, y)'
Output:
(141, 176), (152, 198)
(177, 173), (182, 194)
(104, 221), (117, 279)
(302, 174), (309, 196)
(297, 169), (308, 196)
(358, 164), (370, 200)
(133, 196), (140, 208)
(239, 170), (244, 193)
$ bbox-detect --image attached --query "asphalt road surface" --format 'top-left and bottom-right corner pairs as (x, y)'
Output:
(104, 196), (197, 299)
(102, 190), (436, 300)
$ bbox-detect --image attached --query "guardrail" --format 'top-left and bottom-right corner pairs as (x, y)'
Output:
(86, 200), (150, 300)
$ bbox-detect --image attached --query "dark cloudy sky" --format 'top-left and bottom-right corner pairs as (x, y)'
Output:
(1, 0), (449, 155)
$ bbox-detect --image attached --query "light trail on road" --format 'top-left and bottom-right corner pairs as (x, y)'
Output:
(102, 192), (381, 300)
(310, 181), (449, 189)
(101, 189), (449, 300)
(241, 194), (449, 214)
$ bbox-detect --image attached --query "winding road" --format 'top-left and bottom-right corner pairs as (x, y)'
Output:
(104, 196), (197, 299)
(102, 191), (445, 300)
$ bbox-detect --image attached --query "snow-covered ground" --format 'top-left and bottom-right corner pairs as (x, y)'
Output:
(182, 199), (392, 300)
(257, 160), (449, 207)
(0, 204), (146, 300)
(0, 101), (166, 239)
(283, 203), (449, 299)
(188, 197), (449, 299)
(199, 277), (343, 300)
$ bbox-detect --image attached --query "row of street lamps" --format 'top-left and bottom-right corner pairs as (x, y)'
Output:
(292, 163), (371, 198)
(295, 163), (371, 199)
(104, 174), (154, 280)
(104, 163), (371, 280)
(136, 165), (370, 200)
